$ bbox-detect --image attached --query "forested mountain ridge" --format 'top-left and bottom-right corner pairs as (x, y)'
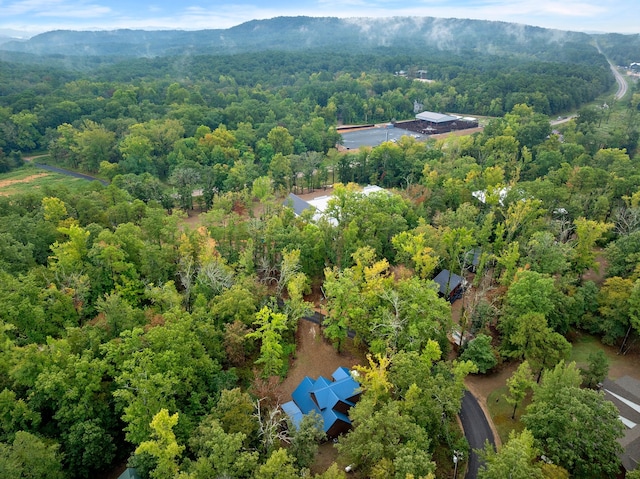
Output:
(0, 15), (595, 60)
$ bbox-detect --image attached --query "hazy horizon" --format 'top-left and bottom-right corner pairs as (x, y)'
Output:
(0, 0), (638, 38)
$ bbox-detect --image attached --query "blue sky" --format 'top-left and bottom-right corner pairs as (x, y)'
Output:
(0, 0), (638, 37)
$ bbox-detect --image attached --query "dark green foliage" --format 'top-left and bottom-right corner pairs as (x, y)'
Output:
(523, 362), (624, 479)
(460, 334), (498, 374)
(581, 350), (609, 388)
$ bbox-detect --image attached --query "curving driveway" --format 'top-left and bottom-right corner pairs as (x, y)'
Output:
(460, 390), (495, 478)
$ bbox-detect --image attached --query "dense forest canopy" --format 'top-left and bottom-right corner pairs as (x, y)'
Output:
(0, 15), (639, 479)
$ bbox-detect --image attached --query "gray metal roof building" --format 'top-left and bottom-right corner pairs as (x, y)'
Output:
(415, 111), (459, 124)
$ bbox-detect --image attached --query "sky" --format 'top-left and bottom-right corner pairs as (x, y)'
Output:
(0, 0), (638, 38)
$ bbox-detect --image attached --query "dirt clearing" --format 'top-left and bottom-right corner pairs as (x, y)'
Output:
(0, 172), (50, 192)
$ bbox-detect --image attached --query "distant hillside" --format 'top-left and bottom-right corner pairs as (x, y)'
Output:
(0, 16), (592, 60)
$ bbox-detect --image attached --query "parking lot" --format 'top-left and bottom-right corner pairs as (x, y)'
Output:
(340, 126), (427, 150)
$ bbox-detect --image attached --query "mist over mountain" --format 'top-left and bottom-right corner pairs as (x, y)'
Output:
(0, 16), (591, 60)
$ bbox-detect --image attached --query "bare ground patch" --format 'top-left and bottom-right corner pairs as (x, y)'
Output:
(276, 320), (366, 474)
(277, 320), (364, 400)
(0, 172), (50, 193)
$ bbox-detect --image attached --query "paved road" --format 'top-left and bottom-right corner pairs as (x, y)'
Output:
(595, 41), (628, 100)
(460, 390), (496, 479)
(33, 162), (109, 186)
(609, 60), (628, 100)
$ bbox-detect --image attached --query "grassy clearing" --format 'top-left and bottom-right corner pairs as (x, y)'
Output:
(568, 331), (630, 374)
(487, 385), (528, 443)
(0, 166), (89, 196)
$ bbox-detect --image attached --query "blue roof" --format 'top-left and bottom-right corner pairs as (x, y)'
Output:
(282, 367), (360, 435)
(332, 366), (352, 381)
(282, 400), (304, 428)
(291, 377), (321, 416)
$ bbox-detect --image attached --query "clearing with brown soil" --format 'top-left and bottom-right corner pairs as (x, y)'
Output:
(0, 173), (50, 192)
(276, 320), (364, 403)
(276, 320), (366, 474)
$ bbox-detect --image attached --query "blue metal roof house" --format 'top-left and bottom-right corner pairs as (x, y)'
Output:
(282, 367), (361, 438)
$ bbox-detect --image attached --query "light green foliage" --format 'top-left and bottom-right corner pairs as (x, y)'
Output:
(0, 389), (40, 442)
(338, 345), (473, 478)
(391, 230), (440, 279)
(213, 388), (259, 443)
(500, 270), (557, 346)
(572, 217), (613, 278)
(504, 361), (534, 419)
(313, 463), (347, 479)
(209, 284), (259, 326)
(73, 120), (117, 172)
(246, 306), (289, 377)
(336, 398), (435, 478)
(626, 469), (640, 479)
(254, 448), (300, 479)
(135, 409), (185, 479)
(28, 339), (117, 475)
(0, 431), (64, 479)
(323, 247), (451, 353)
(597, 276), (634, 346)
(49, 223), (90, 274)
(495, 241), (520, 286)
(478, 429), (544, 479)
(108, 318), (232, 445)
(507, 312), (571, 375)
(187, 415), (258, 479)
(524, 231), (572, 275)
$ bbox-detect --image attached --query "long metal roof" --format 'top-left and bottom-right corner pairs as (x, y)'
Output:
(415, 111), (458, 123)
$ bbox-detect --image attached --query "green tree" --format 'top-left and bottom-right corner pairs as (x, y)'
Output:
(187, 415), (258, 479)
(598, 276), (634, 349)
(288, 410), (325, 470)
(73, 120), (117, 172)
(460, 334), (497, 374)
(336, 398), (435, 478)
(581, 349), (609, 389)
(504, 361), (534, 420)
(0, 431), (64, 479)
(267, 126), (294, 156)
(507, 312), (571, 378)
(254, 448), (299, 479)
(135, 409), (185, 479)
(478, 429), (544, 479)
(523, 361), (624, 478)
(571, 217), (613, 281)
(246, 307), (289, 378)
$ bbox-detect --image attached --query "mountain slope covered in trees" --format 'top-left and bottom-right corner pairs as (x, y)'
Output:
(0, 16), (595, 60)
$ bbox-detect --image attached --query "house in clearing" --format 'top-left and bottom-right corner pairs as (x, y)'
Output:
(281, 366), (361, 438)
(283, 185), (387, 224)
(433, 269), (466, 303)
